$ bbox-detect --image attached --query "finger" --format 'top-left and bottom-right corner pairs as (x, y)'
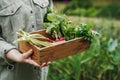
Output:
(40, 63), (46, 67)
(46, 61), (51, 65)
(24, 59), (40, 67)
(40, 61), (51, 67)
(23, 49), (33, 58)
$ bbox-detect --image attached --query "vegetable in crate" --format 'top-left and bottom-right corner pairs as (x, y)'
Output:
(43, 8), (99, 42)
(14, 29), (52, 47)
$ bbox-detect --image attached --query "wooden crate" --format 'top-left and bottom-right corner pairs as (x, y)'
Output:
(18, 29), (90, 64)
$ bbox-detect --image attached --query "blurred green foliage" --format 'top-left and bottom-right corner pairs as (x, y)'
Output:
(48, 18), (120, 80)
(65, 0), (93, 9)
(47, 1), (120, 80)
(63, 0), (120, 19)
(97, 4), (120, 19)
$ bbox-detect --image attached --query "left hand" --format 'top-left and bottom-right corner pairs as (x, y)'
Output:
(6, 49), (51, 67)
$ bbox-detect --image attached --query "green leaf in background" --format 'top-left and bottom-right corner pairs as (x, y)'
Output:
(113, 52), (120, 64)
(100, 64), (114, 70)
(108, 39), (118, 52)
(80, 57), (92, 64)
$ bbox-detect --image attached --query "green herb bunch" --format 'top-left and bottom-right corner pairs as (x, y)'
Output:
(43, 8), (99, 41)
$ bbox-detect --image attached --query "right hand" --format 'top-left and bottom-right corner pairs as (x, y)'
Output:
(6, 49), (51, 67)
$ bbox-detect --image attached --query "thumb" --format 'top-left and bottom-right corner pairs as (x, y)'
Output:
(23, 49), (33, 58)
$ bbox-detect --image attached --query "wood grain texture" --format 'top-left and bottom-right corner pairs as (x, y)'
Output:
(18, 29), (90, 64)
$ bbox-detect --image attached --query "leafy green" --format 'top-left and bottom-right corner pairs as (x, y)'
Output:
(43, 8), (99, 41)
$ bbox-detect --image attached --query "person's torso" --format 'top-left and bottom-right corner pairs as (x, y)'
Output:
(0, 0), (49, 43)
(0, 0), (50, 80)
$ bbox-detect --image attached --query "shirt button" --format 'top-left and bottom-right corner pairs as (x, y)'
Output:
(30, 11), (33, 14)
(32, 25), (34, 28)
(7, 65), (14, 70)
(4, 49), (7, 53)
(33, 67), (37, 70)
(42, 4), (45, 7)
(11, 10), (14, 13)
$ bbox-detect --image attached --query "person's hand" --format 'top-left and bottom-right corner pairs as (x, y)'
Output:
(6, 49), (51, 67)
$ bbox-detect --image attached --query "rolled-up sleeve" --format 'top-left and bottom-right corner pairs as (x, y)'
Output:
(0, 0), (23, 65)
(0, 27), (16, 65)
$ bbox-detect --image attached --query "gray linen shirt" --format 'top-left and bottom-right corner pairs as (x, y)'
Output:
(0, 0), (53, 80)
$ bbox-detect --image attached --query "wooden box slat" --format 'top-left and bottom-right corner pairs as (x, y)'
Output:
(18, 29), (90, 64)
